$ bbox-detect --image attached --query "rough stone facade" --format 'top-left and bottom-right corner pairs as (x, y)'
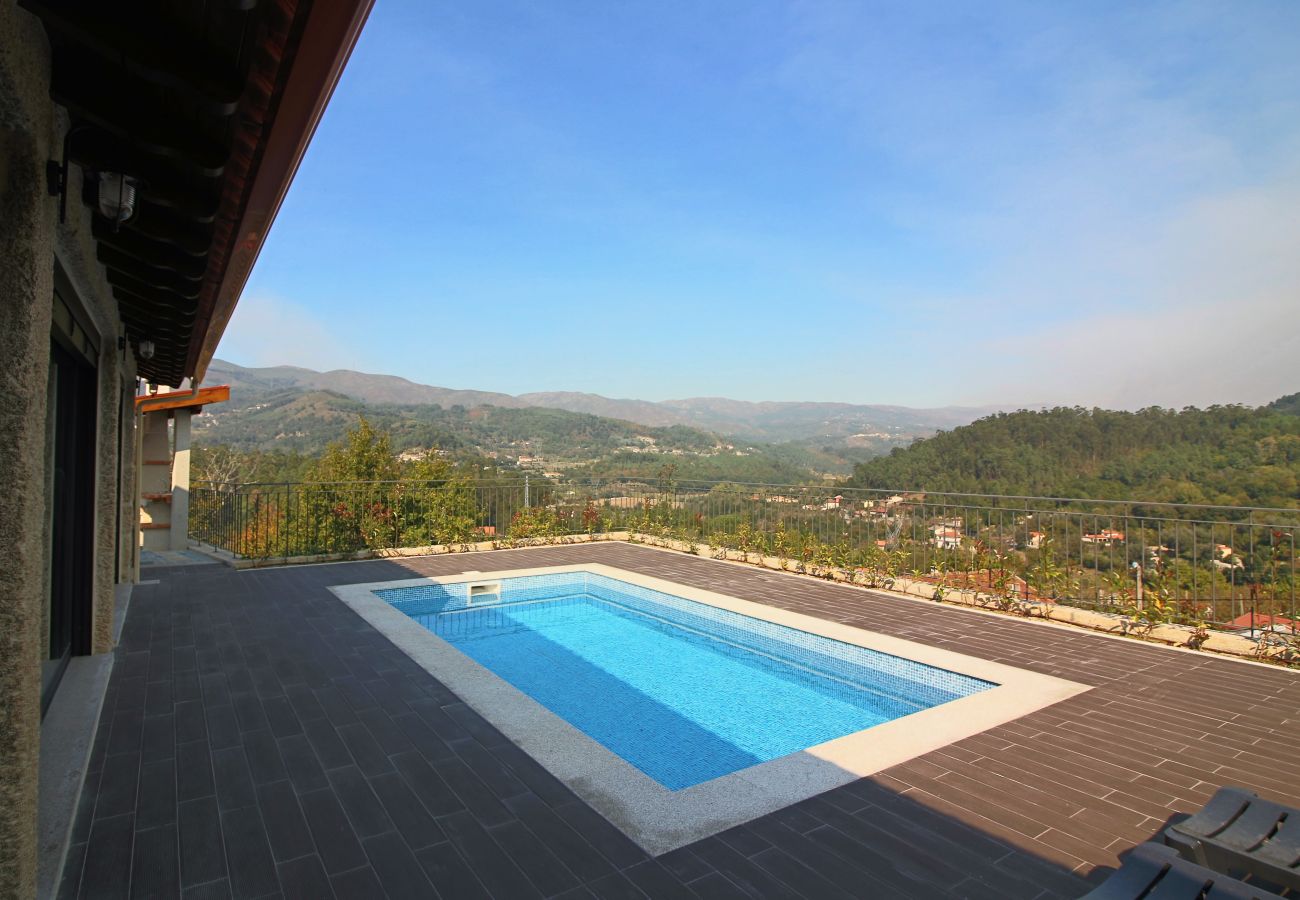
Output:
(0, 3), (139, 895)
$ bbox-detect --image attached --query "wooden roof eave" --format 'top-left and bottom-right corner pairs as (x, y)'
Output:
(21, 0), (374, 387)
(189, 0), (374, 385)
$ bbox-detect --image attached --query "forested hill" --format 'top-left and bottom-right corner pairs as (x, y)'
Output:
(1268, 392), (1300, 416)
(845, 404), (1300, 508)
(194, 388), (722, 458)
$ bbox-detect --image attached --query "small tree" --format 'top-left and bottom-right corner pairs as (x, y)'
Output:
(312, 416), (400, 484)
(308, 417), (403, 551)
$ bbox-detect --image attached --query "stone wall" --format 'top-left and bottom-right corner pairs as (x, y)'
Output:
(0, 8), (58, 894)
(0, 4), (139, 894)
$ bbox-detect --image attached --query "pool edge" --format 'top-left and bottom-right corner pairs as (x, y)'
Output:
(329, 564), (1091, 856)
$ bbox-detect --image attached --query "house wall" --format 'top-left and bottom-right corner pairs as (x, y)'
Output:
(0, 5), (140, 895)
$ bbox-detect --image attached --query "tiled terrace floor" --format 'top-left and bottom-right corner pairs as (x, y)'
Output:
(62, 543), (1300, 899)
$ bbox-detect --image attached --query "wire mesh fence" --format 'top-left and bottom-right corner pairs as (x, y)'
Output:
(190, 476), (1297, 636)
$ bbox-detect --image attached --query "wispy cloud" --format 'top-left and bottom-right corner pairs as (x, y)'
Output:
(767, 0), (1300, 407)
(971, 172), (1300, 408)
(215, 293), (362, 373)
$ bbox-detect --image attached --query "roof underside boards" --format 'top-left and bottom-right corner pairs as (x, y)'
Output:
(23, 0), (373, 386)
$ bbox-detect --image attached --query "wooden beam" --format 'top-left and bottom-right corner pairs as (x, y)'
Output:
(97, 245), (204, 289)
(93, 221), (210, 279)
(135, 386), (231, 414)
(122, 202), (214, 257)
(103, 260), (202, 300)
(107, 270), (201, 308)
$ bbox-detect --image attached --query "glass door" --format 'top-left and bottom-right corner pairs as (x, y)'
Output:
(42, 340), (96, 717)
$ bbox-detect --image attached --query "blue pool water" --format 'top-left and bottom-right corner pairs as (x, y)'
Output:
(376, 572), (994, 790)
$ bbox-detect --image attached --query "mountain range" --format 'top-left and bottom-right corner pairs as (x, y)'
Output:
(205, 359), (1014, 444)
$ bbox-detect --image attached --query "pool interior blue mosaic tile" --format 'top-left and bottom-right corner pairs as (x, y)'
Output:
(375, 572), (995, 790)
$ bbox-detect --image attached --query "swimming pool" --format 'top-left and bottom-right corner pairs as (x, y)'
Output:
(332, 561), (1088, 853)
(375, 571), (993, 789)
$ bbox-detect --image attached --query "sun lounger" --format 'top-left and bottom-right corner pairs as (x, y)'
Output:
(1080, 842), (1282, 899)
(1164, 786), (1300, 893)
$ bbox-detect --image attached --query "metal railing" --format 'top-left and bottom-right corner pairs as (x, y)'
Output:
(190, 476), (1298, 635)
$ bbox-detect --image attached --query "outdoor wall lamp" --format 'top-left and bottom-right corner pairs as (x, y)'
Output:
(46, 127), (140, 229)
(96, 172), (138, 226)
(138, 340), (156, 361)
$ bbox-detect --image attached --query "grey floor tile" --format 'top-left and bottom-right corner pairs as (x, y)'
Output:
(130, 823), (180, 900)
(359, 832), (434, 897)
(327, 866), (383, 900)
(178, 797), (226, 888)
(135, 758), (177, 830)
(324, 766), (393, 838)
(275, 856), (333, 900)
(255, 781), (315, 863)
(140, 714), (176, 764)
(240, 730), (287, 786)
(205, 705), (241, 752)
(275, 734), (329, 794)
(366, 772), (444, 851)
(180, 878), (231, 900)
(174, 700), (208, 745)
(414, 842), (490, 900)
(389, 751), (461, 818)
(218, 806), (279, 899)
(439, 810), (542, 900)
(80, 813), (134, 900)
(300, 718), (352, 771)
(260, 696), (302, 739)
(211, 747), (257, 812)
(175, 740), (215, 803)
(56, 839), (87, 900)
(231, 693), (269, 734)
(334, 723), (391, 778)
(487, 819), (581, 897)
(622, 860), (693, 900)
(298, 789), (367, 876)
(95, 752), (142, 821)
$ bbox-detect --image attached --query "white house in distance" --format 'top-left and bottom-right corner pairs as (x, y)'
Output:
(932, 525), (962, 550)
(1212, 544), (1244, 571)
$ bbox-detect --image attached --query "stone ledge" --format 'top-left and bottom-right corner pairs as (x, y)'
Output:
(37, 654), (113, 900)
(204, 531), (633, 570)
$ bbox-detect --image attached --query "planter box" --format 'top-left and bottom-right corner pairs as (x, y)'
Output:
(627, 535), (1283, 667)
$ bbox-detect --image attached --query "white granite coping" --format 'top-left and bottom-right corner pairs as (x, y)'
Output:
(329, 563), (1090, 856)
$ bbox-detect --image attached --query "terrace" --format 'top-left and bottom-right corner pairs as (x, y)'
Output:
(7, 1), (1298, 895)
(59, 518), (1300, 897)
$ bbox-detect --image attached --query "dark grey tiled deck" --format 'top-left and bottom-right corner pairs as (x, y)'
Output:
(62, 543), (1300, 899)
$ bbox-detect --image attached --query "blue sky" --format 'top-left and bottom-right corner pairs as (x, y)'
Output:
(220, 0), (1300, 408)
